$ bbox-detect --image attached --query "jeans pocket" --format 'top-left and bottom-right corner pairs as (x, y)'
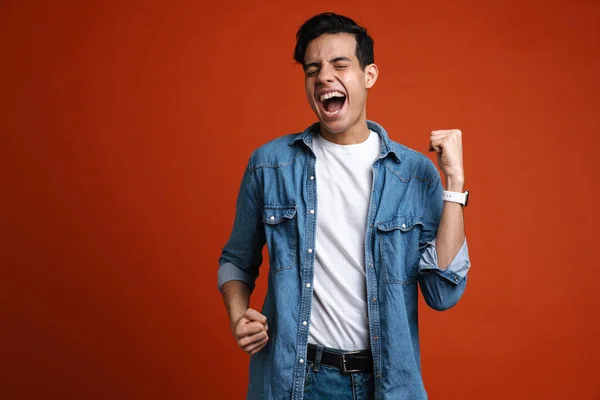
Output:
(304, 363), (315, 391)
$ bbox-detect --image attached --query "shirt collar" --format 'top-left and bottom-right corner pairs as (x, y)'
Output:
(288, 120), (401, 163)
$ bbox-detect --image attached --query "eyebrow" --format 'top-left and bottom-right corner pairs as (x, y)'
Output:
(304, 56), (352, 70)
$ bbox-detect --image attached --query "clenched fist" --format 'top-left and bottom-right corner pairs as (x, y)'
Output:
(231, 308), (269, 356)
(428, 129), (464, 190)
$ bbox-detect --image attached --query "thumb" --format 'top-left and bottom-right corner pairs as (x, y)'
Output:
(244, 308), (267, 325)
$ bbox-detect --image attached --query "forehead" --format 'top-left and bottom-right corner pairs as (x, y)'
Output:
(304, 33), (357, 63)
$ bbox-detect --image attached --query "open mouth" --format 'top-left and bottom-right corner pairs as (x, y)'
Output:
(318, 91), (347, 117)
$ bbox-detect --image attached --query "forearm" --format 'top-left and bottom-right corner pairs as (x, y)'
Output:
(221, 280), (251, 327)
(435, 177), (465, 270)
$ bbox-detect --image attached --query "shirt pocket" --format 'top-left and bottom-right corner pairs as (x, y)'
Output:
(263, 205), (298, 272)
(376, 215), (425, 285)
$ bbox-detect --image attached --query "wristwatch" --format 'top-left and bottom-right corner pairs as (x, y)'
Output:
(442, 190), (469, 207)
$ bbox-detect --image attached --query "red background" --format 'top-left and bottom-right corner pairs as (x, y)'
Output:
(2, 1), (599, 399)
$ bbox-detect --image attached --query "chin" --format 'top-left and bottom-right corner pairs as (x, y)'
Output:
(318, 117), (350, 135)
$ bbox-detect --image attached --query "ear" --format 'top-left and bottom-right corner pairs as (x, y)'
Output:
(364, 63), (379, 89)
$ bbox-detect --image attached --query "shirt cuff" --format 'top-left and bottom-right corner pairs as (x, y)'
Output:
(418, 238), (471, 285)
(218, 262), (256, 292)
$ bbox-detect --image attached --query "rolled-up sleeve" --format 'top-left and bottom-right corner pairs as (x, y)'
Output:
(418, 239), (470, 311)
(218, 262), (258, 292)
(218, 154), (265, 293)
(419, 238), (470, 284)
(417, 166), (471, 311)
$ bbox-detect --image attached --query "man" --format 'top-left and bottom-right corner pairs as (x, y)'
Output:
(218, 12), (471, 400)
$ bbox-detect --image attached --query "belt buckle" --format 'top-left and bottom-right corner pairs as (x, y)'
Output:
(341, 351), (362, 373)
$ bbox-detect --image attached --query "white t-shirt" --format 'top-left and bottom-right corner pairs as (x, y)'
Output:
(308, 130), (381, 351)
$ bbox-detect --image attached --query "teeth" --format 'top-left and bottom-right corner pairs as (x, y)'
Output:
(319, 91), (345, 101)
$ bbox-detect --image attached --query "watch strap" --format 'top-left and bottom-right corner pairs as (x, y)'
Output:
(442, 190), (469, 206)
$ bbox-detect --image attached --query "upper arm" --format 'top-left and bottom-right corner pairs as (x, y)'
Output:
(219, 154), (265, 288)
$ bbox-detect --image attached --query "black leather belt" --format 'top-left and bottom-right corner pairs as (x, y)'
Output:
(307, 344), (373, 373)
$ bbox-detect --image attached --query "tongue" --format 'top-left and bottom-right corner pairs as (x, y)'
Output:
(326, 97), (344, 113)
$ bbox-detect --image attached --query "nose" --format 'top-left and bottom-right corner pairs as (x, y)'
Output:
(317, 64), (334, 84)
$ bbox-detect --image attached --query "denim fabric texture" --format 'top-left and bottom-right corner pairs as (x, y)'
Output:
(219, 121), (471, 399)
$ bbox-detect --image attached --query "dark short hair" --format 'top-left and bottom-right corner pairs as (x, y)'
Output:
(293, 13), (374, 70)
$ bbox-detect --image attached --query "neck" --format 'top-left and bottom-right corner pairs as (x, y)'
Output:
(319, 116), (370, 145)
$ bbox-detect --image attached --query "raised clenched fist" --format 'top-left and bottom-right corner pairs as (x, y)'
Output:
(428, 129), (465, 191)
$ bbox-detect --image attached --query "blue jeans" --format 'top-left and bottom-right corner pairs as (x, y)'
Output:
(303, 345), (374, 400)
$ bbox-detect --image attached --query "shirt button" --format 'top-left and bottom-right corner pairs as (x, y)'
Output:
(374, 336), (379, 340)
(369, 262), (373, 268)
(310, 209), (315, 214)
(454, 276), (459, 282)
(308, 248), (313, 254)
(376, 373), (381, 379)
(299, 359), (304, 364)
(270, 216), (275, 220)
(302, 321), (307, 326)
(310, 176), (315, 180)
(372, 297), (377, 303)
(306, 283), (311, 288)
(401, 223), (406, 229)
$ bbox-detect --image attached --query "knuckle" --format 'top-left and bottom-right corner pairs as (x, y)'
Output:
(249, 323), (259, 331)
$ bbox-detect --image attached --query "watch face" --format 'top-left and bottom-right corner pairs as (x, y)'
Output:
(464, 190), (469, 207)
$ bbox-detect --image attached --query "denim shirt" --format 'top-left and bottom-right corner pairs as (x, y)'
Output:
(218, 121), (471, 400)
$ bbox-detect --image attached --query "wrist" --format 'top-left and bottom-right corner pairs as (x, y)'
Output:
(445, 176), (464, 192)
(226, 303), (248, 335)
(229, 305), (245, 322)
(229, 312), (244, 333)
